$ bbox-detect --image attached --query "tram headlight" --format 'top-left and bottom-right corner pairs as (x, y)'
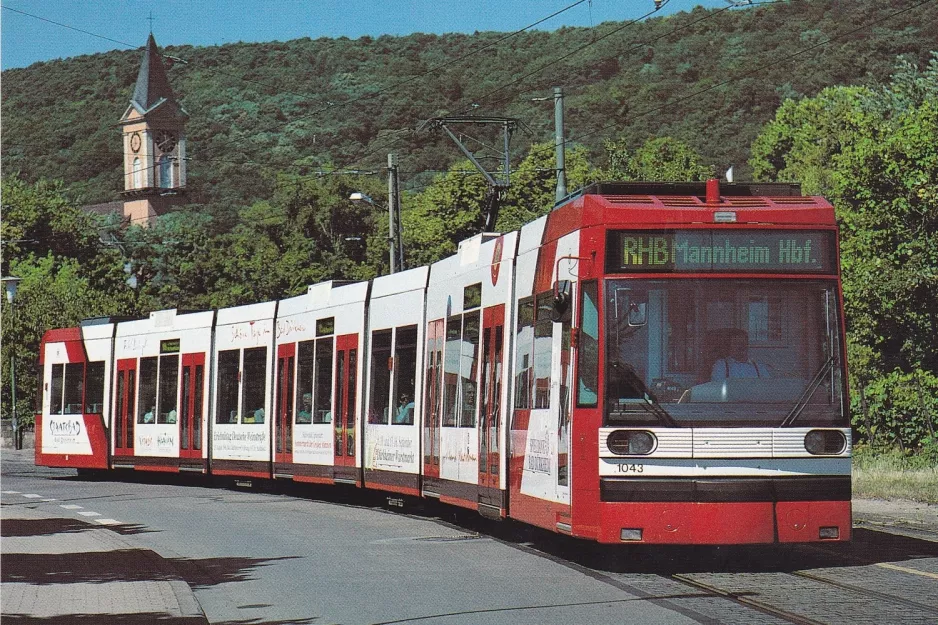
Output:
(607, 430), (657, 456)
(804, 430), (847, 455)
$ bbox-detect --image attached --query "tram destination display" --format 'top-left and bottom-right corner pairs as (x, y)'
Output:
(606, 230), (836, 274)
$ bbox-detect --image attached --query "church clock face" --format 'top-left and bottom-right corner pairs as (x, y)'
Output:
(130, 132), (142, 153)
(154, 130), (177, 153)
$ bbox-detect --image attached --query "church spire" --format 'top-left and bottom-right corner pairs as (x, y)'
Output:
(129, 33), (185, 116)
(120, 33), (188, 227)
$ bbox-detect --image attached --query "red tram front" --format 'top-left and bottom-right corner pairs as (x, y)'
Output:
(510, 181), (851, 544)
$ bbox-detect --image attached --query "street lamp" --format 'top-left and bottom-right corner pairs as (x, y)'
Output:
(2, 275), (22, 450)
(349, 192), (400, 274)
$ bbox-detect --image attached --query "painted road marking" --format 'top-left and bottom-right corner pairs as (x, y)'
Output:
(60, 504), (83, 510)
(876, 562), (938, 580)
(42, 498), (57, 502)
(78, 511), (101, 517)
(23, 494), (42, 498)
(3, 491), (21, 494)
(95, 519), (122, 525)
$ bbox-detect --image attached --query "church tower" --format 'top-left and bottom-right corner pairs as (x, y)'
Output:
(120, 34), (188, 227)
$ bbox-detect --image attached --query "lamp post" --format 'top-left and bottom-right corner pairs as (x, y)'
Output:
(349, 192), (399, 274)
(2, 276), (22, 450)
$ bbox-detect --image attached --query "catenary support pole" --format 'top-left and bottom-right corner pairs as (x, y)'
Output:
(554, 86), (567, 203)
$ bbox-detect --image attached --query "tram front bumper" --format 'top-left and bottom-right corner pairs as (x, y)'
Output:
(595, 477), (852, 544)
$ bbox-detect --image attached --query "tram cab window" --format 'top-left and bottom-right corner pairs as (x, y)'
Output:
(604, 279), (847, 427)
(577, 282), (599, 407)
(48, 363), (86, 415)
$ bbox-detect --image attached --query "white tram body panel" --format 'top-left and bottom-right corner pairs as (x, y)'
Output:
(276, 280), (368, 468)
(113, 310), (213, 460)
(212, 301), (277, 465)
(364, 268), (428, 486)
(425, 232), (517, 496)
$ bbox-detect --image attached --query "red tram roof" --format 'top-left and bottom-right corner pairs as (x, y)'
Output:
(547, 181), (836, 241)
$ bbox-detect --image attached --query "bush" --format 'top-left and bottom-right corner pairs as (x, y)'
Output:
(851, 369), (938, 453)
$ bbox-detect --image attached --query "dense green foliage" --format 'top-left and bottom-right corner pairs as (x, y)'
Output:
(3, 0), (936, 214)
(751, 55), (938, 452)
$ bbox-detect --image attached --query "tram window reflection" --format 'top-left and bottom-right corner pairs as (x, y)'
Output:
(241, 347), (267, 424)
(603, 279), (846, 427)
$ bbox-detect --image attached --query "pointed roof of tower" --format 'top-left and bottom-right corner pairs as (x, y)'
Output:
(128, 33), (186, 117)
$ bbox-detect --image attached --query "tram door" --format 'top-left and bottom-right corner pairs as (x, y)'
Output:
(334, 334), (358, 468)
(179, 353), (205, 459)
(423, 320), (444, 479)
(113, 358), (136, 456)
(275, 343), (295, 465)
(479, 306), (505, 496)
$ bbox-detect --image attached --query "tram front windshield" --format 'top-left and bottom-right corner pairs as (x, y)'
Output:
(602, 279), (846, 427)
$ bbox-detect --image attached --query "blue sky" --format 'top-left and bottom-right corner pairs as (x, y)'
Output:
(2, 0), (726, 70)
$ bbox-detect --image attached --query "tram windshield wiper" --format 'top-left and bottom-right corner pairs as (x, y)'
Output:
(607, 361), (677, 427)
(780, 356), (835, 427)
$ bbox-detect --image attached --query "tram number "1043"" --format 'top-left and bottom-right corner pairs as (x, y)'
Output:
(616, 463), (644, 473)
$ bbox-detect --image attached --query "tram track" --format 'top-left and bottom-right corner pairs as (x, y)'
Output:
(669, 573), (825, 625)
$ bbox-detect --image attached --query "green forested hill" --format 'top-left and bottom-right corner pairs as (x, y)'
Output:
(3, 0), (936, 212)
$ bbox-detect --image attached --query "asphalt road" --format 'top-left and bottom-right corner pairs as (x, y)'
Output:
(3, 449), (937, 625)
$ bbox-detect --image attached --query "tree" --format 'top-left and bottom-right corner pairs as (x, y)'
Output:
(750, 54), (938, 449)
(599, 136), (713, 182)
(1, 176), (135, 421)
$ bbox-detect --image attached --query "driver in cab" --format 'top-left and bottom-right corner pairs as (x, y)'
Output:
(711, 329), (773, 381)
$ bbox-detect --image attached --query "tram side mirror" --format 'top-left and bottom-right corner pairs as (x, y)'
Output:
(552, 280), (572, 322)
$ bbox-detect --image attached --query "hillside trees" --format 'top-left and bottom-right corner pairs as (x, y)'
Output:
(750, 55), (938, 450)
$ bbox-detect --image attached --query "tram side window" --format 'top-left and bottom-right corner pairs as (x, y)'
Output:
(533, 291), (553, 409)
(84, 361), (105, 414)
(62, 363), (84, 414)
(313, 337), (333, 424)
(241, 347), (267, 424)
(216, 349), (240, 424)
(138, 357), (158, 423)
(49, 364), (64, 415)
(460, 313), (480, 428)
(392, 325), (418, 425)
(577, 281), (599, 407)
(442, 316), (462, 427)
(513, 297), (534, 410)
(295, 341), (315, 424)
(158, 355), (179, 424)
(369, 330), (392, 424)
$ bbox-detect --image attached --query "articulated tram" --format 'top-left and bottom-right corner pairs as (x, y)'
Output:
(37, 181), (851, 544)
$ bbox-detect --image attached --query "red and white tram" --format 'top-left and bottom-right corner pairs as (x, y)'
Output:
(36, 180), (851, 544)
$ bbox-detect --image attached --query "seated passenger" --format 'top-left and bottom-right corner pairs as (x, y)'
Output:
(143, 405), (156, 423)
(166, 409), (177, 424)
(253, 408), (265, 424)
(393, 393), (415, 425)
(297, 393), (313, 424)
(711, 329), (772, 381)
